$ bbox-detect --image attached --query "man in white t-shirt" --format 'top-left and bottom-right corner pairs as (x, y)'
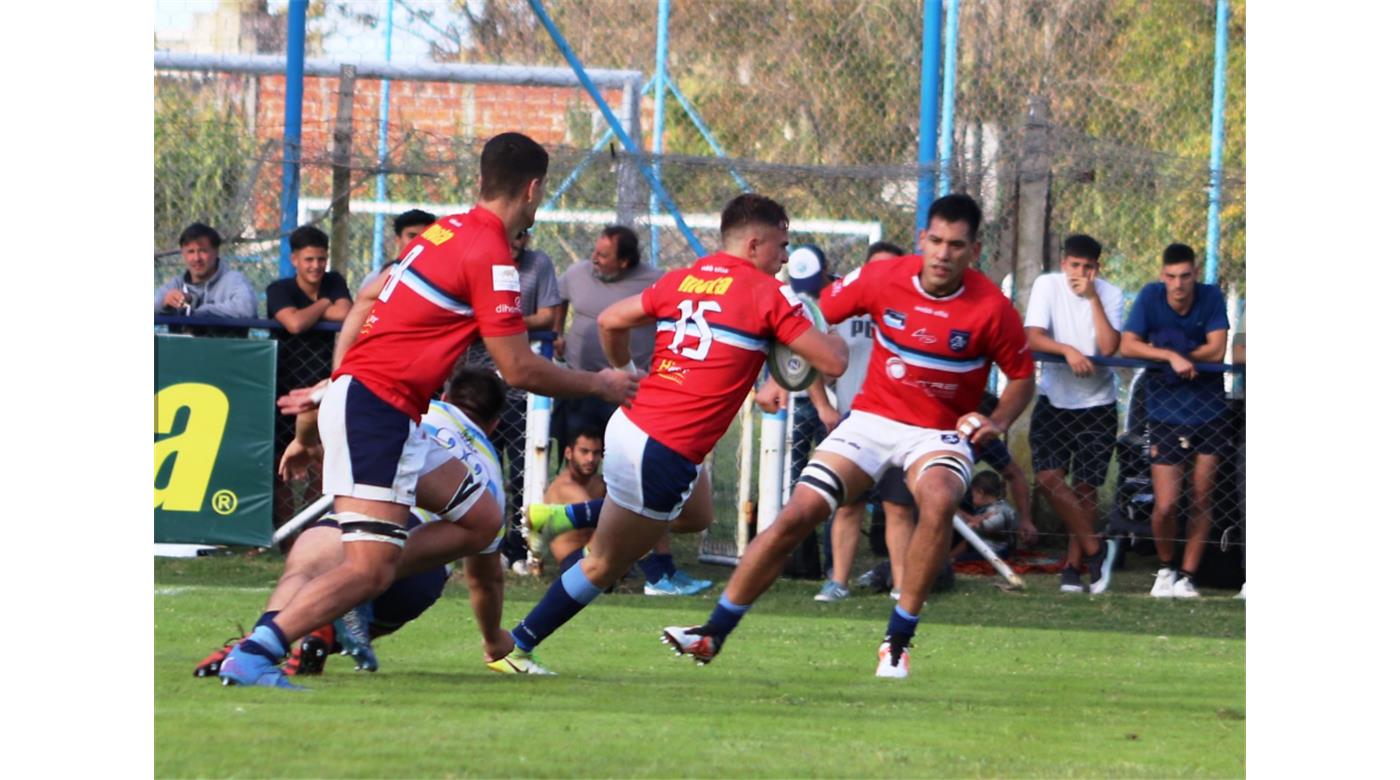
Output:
(1023, 234), (1124, 594)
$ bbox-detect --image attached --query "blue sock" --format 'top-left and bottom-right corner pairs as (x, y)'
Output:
(559, 547), (585, 572)
(638, 553), (669, 584)
(704, 595), (751, 641)
(654, 553), (677, 577)
(240, 623), (288, 661)
(886, 605), (920, 640)
(564, 498), (605, 529)
(510, 562), (602, 652)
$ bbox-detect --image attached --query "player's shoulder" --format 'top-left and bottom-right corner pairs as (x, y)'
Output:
(964, 268), (1013, 304)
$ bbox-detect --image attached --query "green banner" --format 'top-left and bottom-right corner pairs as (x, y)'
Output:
(155, 336), (276, 546)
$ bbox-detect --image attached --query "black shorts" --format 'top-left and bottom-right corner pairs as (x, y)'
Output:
(873, 465), (915, 507)
(1029, 399), (1117, 486)
(1147, 418), (1232, 466)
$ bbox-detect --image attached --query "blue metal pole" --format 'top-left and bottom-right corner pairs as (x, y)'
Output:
(542, 74), (660, 213)
(938, 0), (961, 196)
(371, 0), (394, 273)
(278, 0), (308, 279)
(666, 74), (751, 192)
(1205, 0), (1229, 284)
(649, 0), (670, 266)
(526, 0), (705, 257)
(915, 0), (943, 240)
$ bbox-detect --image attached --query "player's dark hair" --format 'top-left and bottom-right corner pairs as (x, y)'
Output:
(443, 366), (508, 428)
(866, 241), (906, 259)
(289, 225), (329, 252)
(925, 193), (982, 239)
(719, 193), (789, 239)
(601, 225), (640, 268)
(566, 425), (605, 449)
(1162, 243), (1196, 266)
(393, 209), (437, 236)
(970, 470), (1004, 498)
(479, 132), (550, 200)
(179, 222), (222, 249)
(1061, 234), (1102, 262)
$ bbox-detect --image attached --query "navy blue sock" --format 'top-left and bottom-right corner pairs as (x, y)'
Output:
(564, 498), (605, 529)
(559, 547), (585, 572)
(886, 605), (920, 641)
(254, 611), (279, 632)
(510, 562), (602, 652)
(638, 553), (669, 584)
(703, 595), (751, 642)
(655, 553), (677, 577)
(239, 624), (288, 661)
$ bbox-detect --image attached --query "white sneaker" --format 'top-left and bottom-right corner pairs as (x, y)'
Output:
(1235, 582), (1246, 600)
(875, 641), (910, 679)
(1172, 576), (1201, 599)
(1150, 568), (1177, 598)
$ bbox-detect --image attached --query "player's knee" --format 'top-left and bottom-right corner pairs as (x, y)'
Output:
(914, 455), (971, 506)
(795, 461), (846, 517)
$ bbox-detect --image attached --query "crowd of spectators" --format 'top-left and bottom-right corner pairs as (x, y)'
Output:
(156, 216), (1242, 597)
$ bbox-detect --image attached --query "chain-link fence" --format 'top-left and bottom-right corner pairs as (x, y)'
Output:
(155, 0), (1244, 294)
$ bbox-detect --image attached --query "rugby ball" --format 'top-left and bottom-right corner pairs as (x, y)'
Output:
(767, 293), (828, 391)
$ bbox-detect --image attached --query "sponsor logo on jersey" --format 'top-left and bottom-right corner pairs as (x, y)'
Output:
(941, 433), (961, 444)
(911, 327), (937, 345)
(882, 308), (906, 330)
(493, 265), (521, 292)
(948, 329), (971, 351)
(655, 358), (688, 385)
(678, 274), (735, 296)
(154, 383), (229, 512)
(885, 356), (907, 380)
(422, 224), (455, 245)
(915, 305), (950, 318)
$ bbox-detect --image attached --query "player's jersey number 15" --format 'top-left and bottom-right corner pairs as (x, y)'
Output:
(667, 299), (721, 361)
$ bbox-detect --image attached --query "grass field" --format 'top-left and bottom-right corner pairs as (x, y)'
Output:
(156, 554), (1244, 778)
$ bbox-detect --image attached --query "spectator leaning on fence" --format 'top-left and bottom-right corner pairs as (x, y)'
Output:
(155, 222), (257, 323)
(1023, 233), (1125, 594)
(1119, 243), (1230, 600)
(265, 225), (352, 520)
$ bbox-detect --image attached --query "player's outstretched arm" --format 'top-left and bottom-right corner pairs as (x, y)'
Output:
(464, 552), (513, 663)
(483, 331), (638, 406)
(333, 269), (390, 371)
(597, 294), (653, 372)
(785, 328), (849, 377)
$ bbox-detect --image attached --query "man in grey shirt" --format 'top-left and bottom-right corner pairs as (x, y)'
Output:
(553, 224), (664, 438)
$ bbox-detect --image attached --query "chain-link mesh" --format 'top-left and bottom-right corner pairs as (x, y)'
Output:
(154, 0), (1245, 569)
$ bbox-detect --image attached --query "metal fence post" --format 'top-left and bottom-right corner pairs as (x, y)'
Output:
(330, 65), (356, 275)
(1013, 95), (1050, 314)
(1205, 0), (1230, 284)
(278, 0), (308, 279)
(915, 0), (943, 240)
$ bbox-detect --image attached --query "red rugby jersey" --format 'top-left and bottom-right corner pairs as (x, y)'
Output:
(819, 255), (1032, 429)
(334, 208), (526, 418)
(624, 253), (812, 463)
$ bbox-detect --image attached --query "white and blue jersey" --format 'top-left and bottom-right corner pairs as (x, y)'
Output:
(416, 399), (507, 553)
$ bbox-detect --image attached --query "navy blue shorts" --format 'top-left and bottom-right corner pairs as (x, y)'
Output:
(1029, 399), (1118, 486)
(1148, 417), (1232, 466)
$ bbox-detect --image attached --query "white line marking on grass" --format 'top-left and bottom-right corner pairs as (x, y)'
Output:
(156, 586), (268, 596)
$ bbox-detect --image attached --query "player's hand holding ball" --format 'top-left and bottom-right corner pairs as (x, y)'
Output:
(596, 367), (641, 407)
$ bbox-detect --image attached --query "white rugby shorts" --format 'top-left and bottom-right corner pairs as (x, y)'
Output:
(813, 409), (973, 484)
(318, 375), (432, 506)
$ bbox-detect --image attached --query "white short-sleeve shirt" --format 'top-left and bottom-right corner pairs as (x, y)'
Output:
(1023, 272), (1124, 409)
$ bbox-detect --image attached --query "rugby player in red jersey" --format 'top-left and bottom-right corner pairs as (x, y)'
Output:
(663, 194), (1036, 679)
(219, 133), (638, 689)
(495, 194), (848, 672)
